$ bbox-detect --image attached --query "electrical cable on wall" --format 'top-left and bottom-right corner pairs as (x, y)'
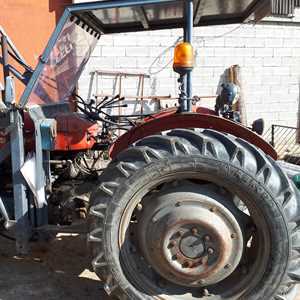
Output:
(148, 24), (246, 76)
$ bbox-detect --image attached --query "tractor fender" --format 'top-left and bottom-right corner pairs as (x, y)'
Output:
(109, 113), (277, 160)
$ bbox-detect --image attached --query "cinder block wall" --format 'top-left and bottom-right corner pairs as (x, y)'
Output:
(78, 22), (300, 129)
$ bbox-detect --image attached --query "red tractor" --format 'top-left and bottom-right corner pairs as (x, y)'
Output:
(0, 1), (300, 299)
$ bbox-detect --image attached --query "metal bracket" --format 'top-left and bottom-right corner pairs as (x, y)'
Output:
(194, 0), (206, 25)
(40, 119), (57, 151)
(27, 106), (57, 227)
(5, 76), (16, 105)
(135, 7), (150, 29)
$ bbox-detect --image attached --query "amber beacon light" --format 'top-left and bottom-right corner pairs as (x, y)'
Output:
(173, 42), (194, 74)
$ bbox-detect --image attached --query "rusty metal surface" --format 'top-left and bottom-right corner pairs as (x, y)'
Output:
(54, 113), (101, 151)
(136, 183), (244, 288)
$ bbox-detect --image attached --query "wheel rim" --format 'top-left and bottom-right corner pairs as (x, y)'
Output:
(136, 184), (244, 288)
(118, 176), (271, 299)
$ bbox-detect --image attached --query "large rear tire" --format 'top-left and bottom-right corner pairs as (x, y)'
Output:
(89, 129), (300, 300)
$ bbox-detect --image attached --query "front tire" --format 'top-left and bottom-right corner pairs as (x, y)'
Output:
(89, 129), (300, 300)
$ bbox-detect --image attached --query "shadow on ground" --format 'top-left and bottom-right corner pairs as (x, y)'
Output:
(1, 234), (300, 300)
(0, 234), (110, 300)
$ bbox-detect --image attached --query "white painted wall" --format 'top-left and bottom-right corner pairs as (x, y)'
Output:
(75, 4), (300, 129)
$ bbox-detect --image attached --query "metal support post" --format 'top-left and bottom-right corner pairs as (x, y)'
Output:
(6, 77), (30, 254)
(184, 0), (193, 112)
(10, 109), (30, 254)
(178, 74), (188, 112)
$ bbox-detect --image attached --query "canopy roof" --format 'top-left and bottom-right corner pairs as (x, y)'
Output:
(69, 0), (271, 35)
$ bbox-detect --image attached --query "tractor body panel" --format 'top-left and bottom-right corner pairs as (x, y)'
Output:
(109, 112), (277, 159)
(54, 113), (100, 151)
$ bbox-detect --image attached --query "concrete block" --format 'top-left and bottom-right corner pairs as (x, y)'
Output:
(102, 46), (125, 57)
(255, 48), (274, 57)
(263, 57), (282, 67)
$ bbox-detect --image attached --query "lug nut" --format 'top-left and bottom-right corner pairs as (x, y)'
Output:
(210, 207), (217, 213)
(207, 248), (214, 255)
(231, 233), (237, 239)
(136, 203), (143, 211)
(182, 261), (192, 268)
(191, 228), (198, 235)
(168, 241), (176, 248)
(172, 254), (179, 260)
(199, 257), (205, 264)
(204, 235), (211, 242)
(177, 231), (183, 237)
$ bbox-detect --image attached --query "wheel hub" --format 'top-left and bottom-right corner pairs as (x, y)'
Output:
(137, 184), (244, 287)
(180, 234), (205, 259)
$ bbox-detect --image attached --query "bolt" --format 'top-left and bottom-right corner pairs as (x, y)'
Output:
(198, 279), (205, 285)
(210, 207), (217, 213)
(199, 257), (205, 264)
(152, 216), (158, 223)
(136, 203), (143, 211)
(175, 202), (181, 207)
(79, 210), (87, 219)
(204, 235), (211, 242)
(191, 228), (198, 235)
(172, 254), (179, 260)
(231, 233), (237, 239)
(177, 231), (183, 237)
(168, 241), (176, 248)
(182, 261), (192, 268)
(225, 264), (232, 269)
(207, 248), (214, 255)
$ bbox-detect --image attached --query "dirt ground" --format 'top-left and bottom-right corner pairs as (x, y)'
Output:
(0, 234), (110, 300)
(1, 233), (300, 300)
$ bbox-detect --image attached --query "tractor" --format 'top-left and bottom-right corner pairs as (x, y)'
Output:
(1, 0), (300, 299)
